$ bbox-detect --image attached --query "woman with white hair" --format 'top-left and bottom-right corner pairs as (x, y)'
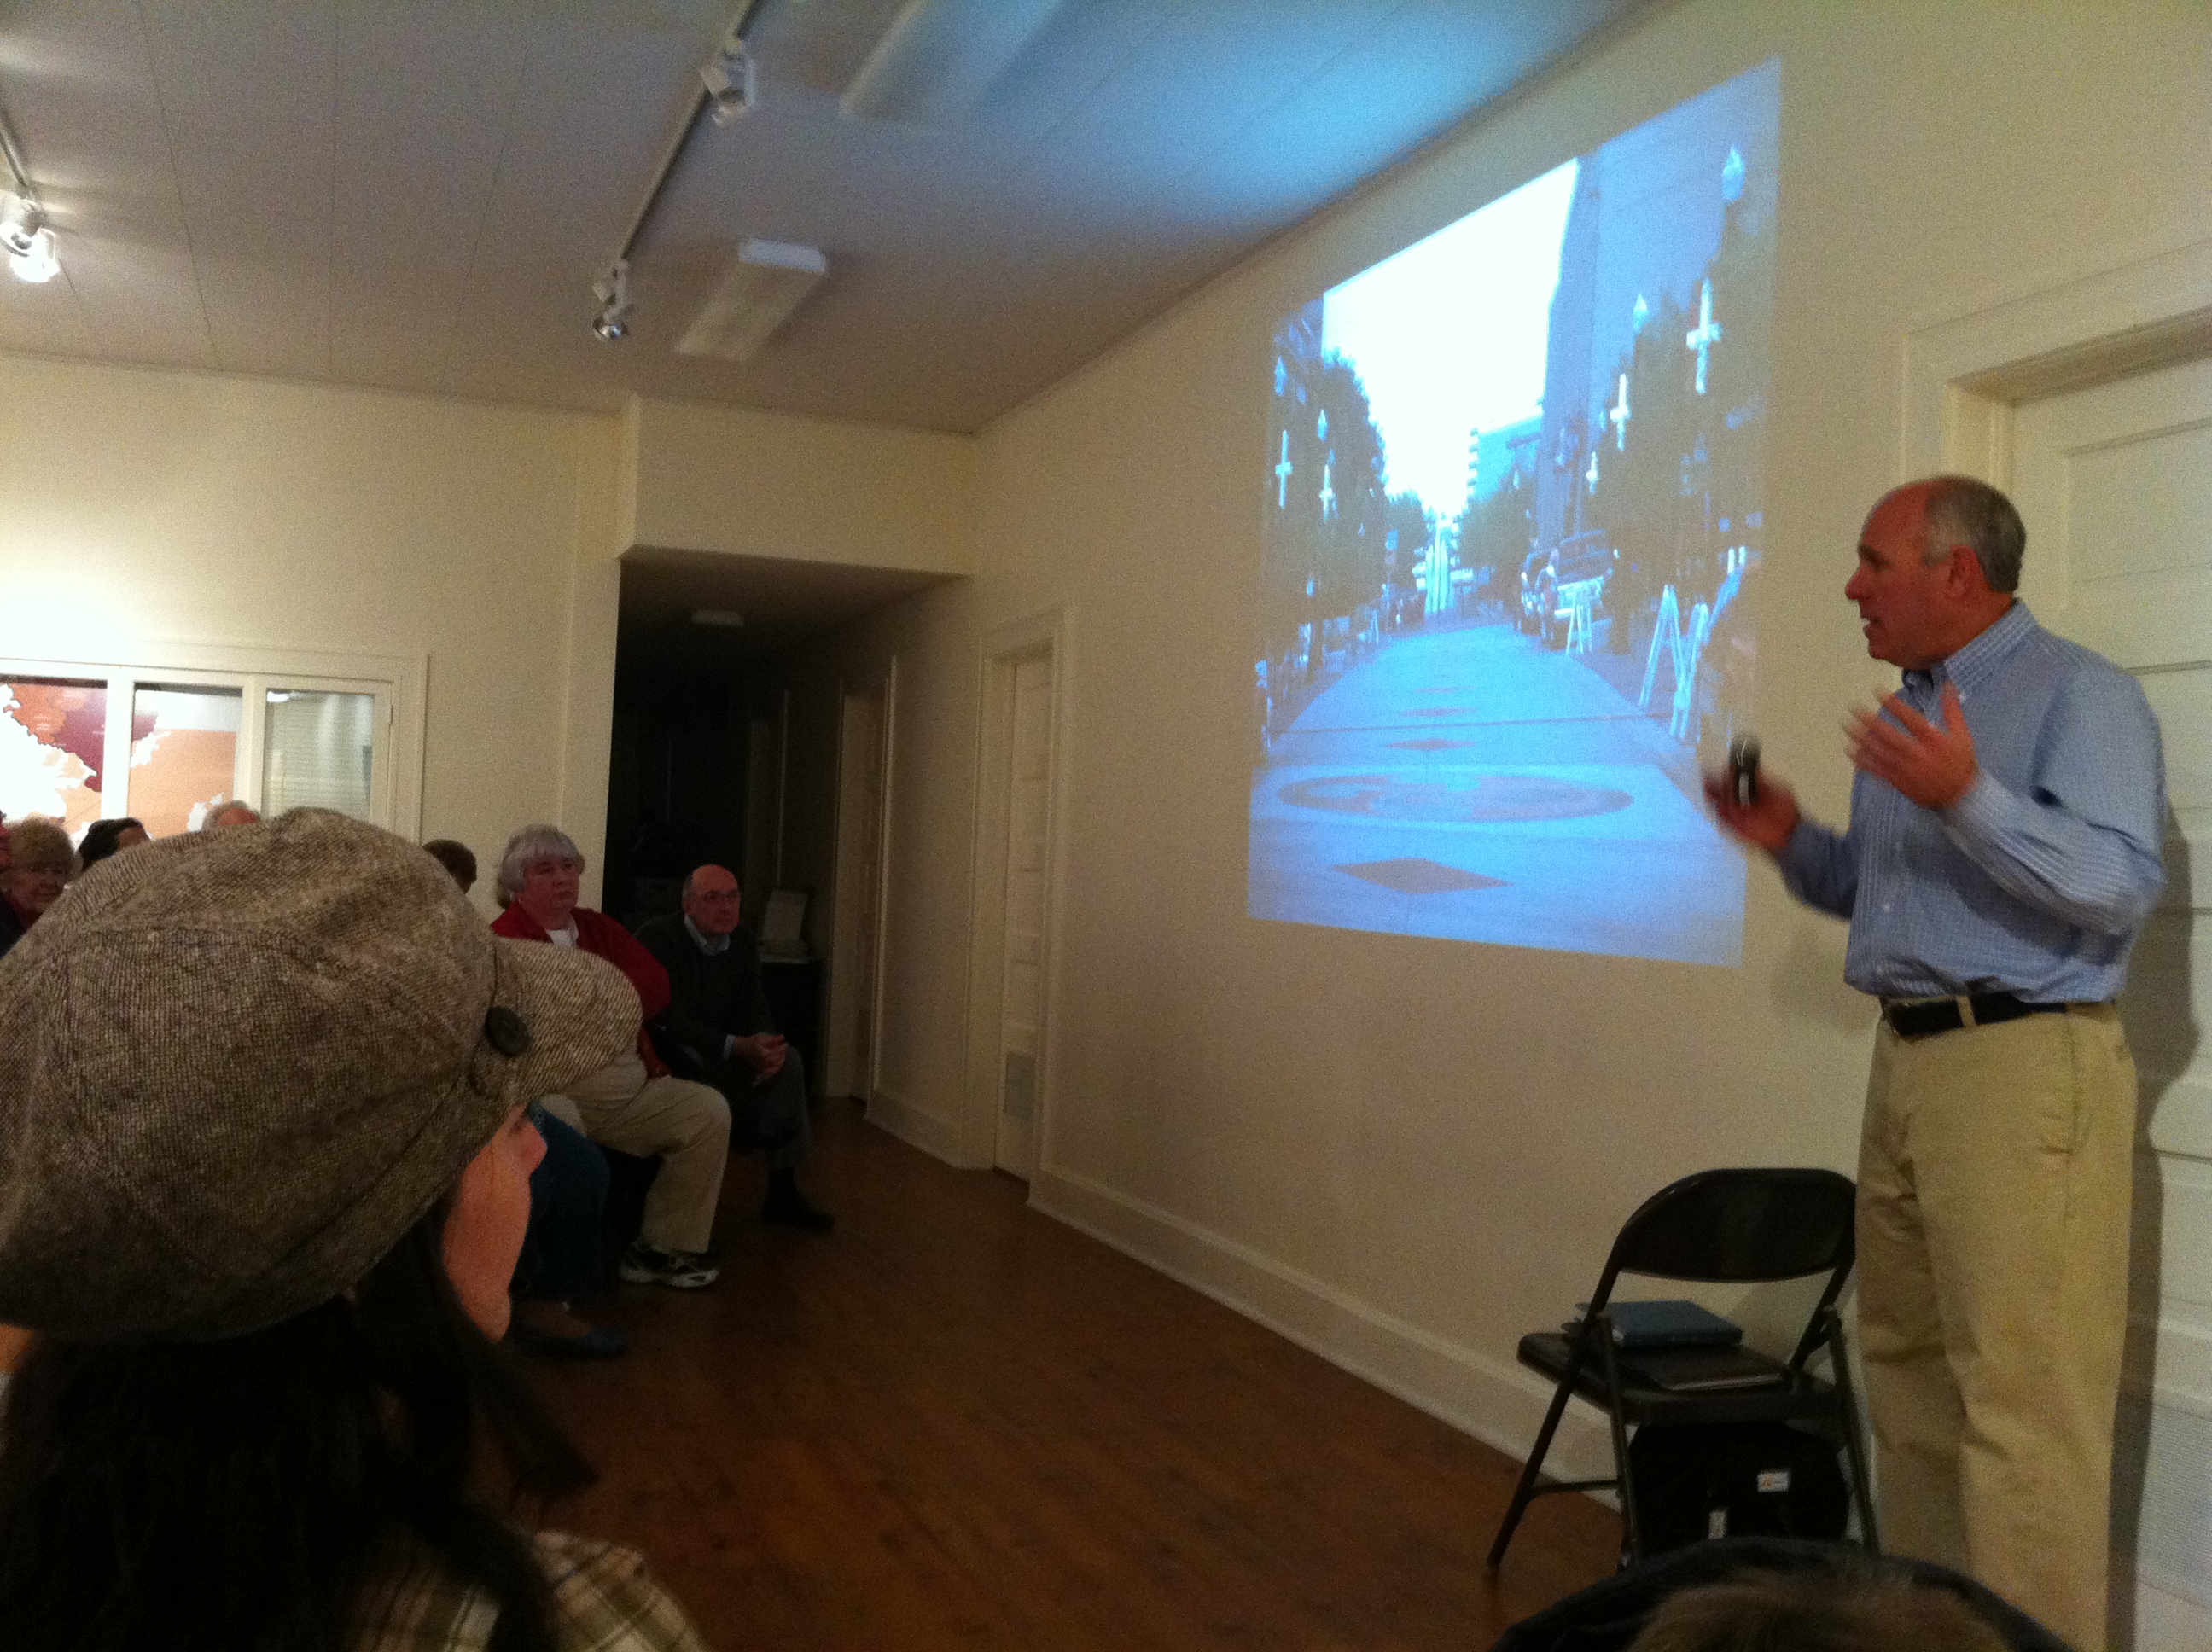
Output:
(0, 814), (75, 959)
(491, 826), (731, 1290)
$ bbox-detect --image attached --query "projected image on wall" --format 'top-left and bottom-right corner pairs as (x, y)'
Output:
(1249, 61), (1778, 967)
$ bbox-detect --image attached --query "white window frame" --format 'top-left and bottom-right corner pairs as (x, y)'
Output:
(0, 643), (426, 836)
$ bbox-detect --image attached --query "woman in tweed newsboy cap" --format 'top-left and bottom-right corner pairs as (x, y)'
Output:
(0, 811), (707, 1652)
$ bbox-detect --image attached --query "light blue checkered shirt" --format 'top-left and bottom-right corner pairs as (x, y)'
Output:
(1774, 602), (2166, 1002)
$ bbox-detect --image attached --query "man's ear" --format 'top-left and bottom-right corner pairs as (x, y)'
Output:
(1942, 544), (1987, 600)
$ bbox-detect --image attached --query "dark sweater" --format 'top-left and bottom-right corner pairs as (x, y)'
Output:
(632, 914), (776, 1078)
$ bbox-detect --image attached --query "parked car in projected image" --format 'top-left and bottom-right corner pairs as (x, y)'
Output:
(1518, 531), (1618, 647)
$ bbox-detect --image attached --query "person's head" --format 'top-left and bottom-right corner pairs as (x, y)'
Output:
(202, 800), (261, 831)
(497, 825), (584, 932)
(1625, 1564), (2012, 1652)
(0, 810), (639, 1652)
(422, 837), (479, 895)
(1844, 475), (2021, 670)
(76, 817), (148, 871)
(681, 864), (743, 938)
(0, 816), (76, 921)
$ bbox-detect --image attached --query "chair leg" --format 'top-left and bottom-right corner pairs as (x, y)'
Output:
(1598, 1333), (1642, 1566)
(1824, 1311), (1880, 1552)
(1487, 1368), (1583, 1570)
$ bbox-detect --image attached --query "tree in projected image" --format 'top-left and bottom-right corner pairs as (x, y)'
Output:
(1453, 462), (1533, 615)
(1585, 147), (1773, 754)
(1259, 320), (1392, 751)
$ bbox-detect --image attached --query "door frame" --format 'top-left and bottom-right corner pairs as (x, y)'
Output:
(1902, 231), (2212, 1645)
(963, 608), (1071, 1174)
(824, 660), (896, 1102)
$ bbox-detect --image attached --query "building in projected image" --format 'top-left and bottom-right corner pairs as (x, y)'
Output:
(1249, 60), (1778, 968)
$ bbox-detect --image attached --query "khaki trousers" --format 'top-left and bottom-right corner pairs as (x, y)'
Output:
(546, 1053), (730, 1255)
(1857, 1003), (2134, 1652)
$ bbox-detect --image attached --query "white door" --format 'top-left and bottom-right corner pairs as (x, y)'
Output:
(824, 680), (889, 1102)
(2011, 352), (2212, 1649)
(995, 650), (1056, 1177)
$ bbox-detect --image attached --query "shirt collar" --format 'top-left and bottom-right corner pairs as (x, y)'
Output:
(1906, 599), (2034, 698)
(683, 914), (731, 956)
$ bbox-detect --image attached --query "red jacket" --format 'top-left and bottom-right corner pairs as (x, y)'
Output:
(492, 904), (670, 1076)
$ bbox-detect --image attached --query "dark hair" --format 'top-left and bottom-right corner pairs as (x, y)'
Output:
(77, 817), (148, 870)
(1626, 1564), (2011, 1652)
(0, 1213), (594, 1652)
(423, 838), (480, 890)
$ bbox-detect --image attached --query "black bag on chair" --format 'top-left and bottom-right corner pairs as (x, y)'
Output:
(1626, 1423), (1848, 1554)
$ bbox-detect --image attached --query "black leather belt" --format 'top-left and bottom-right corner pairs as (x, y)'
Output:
(1882, 992), (2069, 1039)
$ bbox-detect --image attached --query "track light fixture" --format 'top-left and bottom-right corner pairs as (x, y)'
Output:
(591, 259), (633, 342)
(588, 5), (766, 342)
(701, 37), (757, 125)
(1, 192), (56, 282)
(0, 103), (60, 285)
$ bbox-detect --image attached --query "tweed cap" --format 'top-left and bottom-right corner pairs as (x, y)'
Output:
(0, 809), (638, 1343)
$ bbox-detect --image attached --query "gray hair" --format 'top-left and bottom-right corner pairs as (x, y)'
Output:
(1918, 474), (2025, 593)
(5, 815), (78, 877)
(496, 824), (584, 899)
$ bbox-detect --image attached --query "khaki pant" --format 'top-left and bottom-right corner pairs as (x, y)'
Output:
(1857, 1003), (2134, 1652)
(545, 1053), (730, 1255)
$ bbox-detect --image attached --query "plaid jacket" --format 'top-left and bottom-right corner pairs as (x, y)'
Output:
(356, 1530), (707, 1651)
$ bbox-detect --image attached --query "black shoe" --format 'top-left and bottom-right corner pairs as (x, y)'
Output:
(762, 1186), (835, 1232)
(509, 1320), (631, 1359)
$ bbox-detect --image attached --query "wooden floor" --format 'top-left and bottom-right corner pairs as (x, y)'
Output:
(530, 1099), (1618, 1650)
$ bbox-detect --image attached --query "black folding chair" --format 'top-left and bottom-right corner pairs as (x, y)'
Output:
(1486, 1167), (1877, 1571)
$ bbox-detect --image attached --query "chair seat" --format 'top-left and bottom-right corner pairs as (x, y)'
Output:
(1516, 1331), (1842, 1428)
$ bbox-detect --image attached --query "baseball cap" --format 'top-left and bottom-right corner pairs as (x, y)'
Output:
(0, 809), (638, 1343)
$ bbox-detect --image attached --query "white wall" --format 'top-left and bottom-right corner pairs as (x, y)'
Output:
(625, 395), (979, 573)
(0, 354), (624, 906)
(779, 0), (2212, 1601)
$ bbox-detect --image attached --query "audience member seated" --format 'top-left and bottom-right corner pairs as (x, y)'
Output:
(0, 816), (75, 956)
(422, 834), (622, 1356)
(0, 809), (707, 1650)
(77, 816), (148, 870)
(491, 824), (731, 1290)
(423, 837), (479, 894)
(509, 1102), (627, 1359)
(0, 814), (15, 958)
(637, 864), (834, 1233)
(203, 800), (261, 830)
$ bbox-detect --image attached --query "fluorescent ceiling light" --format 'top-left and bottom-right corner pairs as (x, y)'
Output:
(676, 240), (827, 364)
(841, 0), (1068, 128)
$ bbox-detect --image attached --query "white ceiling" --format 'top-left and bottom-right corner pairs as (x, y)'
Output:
(0, 0), (1654, 436)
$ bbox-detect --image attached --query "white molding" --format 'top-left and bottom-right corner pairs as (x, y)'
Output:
(1901, 235), (2212, 479)
(961, 606), (1074, 1173)
(864, 1085), (963, 1163)
(0, 641), (426, 839)
(1028, 1165), (1615, 1487)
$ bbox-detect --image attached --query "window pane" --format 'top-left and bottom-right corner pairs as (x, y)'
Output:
(0, 677), (109, 835)
(131, 685), (243, 836)
(263, 690), (375, 820)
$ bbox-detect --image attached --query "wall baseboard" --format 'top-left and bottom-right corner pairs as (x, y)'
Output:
(864, 1086), (963, 1163)
(2134, 1573), (2212, 1652)
(1029, 1164), (1615, 1490)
